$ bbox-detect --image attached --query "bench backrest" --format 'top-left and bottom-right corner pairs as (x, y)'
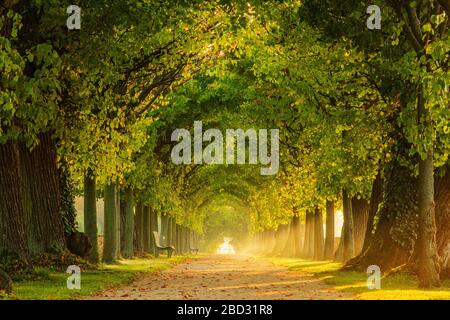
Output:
(153, 231), (162, 247)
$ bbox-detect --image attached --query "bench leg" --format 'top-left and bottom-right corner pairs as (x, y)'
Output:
(155, 248), (159, 258)
(168, 249), (173, 258)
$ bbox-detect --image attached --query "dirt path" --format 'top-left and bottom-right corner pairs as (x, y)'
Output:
(87, 255), (354, 300)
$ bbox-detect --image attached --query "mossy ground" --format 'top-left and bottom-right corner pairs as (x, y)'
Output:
(262, 257), (450, 300)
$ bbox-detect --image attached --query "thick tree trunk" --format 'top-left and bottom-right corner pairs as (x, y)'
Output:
(119, 197), (126, 255)
(345, 160), (418, 271)
(303, 210), (313, 258)
(20, 133), (66, 255)
(313, 206), (324, 260)
(342, 189), (354, 262)
(282, 215), (298, 257)
(142, 205), (150, 252)
(292, 215), (303, 257)
(308, 212), (315, 258)
(184, 228), (190, 253)
(180, 226), (187, 254)
(361, 172), (383, 253)
(134, 202), (143, 252)
(0, 141), (29, 264)
(83, 172), (98, 263)
(103, 183), (117, 263)
(149, 207), (158, 254)
(160, 214), (169, 247)
(272, 224), (289, 255)
(416, 90), (440, 287)
(167, 217), (173, 247)
(334, 225), (344, 261)
(352, 198), (369, 256)
(435, 171), (450, 278)
(175, 224), (182, 254)
(169, 218), (176, 247)
(324, 200), (335, 260)
(123, 188), (134, 258)
(115, 186), (121, 258)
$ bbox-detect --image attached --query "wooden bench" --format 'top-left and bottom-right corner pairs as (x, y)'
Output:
(189, 247), (199, 254)
(153, 231), (175, 258)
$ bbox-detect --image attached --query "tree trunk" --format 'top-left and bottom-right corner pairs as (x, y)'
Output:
(103, 183), (117, 263)
(417, 91), (440, 287)
(175, 224), (182, 254)
(180, 226), (186, 254)
(342, 189), (354, 262)
(352, 198), (369, 256)
(169, 218), (176, 247)
(160, 213), (169, 247)
(0, 141), (29, 264)
(303, 210), (313, 258)
(19, 132), (66, 255)
(134, 202), (143, 252)
(313, 206), (324, 260)
(184, 228), (190, 253)
(119, 197), (126, 255)
(115, 186), (121, 258)
(282, 216), (297, 257)
(83, 172), (98, 263)
(345, 159), (418, 271)
(142, 205), (150, 252)
(272, 224), (289, 255)
(292, 215), (303, 257)
(149, 207), (158, 254)
(123, 188), (134, 258)
(167, 217), (173, 247)
(361, 172), (383, 254)
(435, 171), (450, 278)
(324, 200), (335, 260)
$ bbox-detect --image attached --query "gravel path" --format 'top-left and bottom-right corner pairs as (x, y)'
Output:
(87, 254), (354, 300)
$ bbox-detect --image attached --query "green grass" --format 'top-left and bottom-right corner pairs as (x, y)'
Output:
(3, 255), (192, 300)
(261, 257), (450, 300)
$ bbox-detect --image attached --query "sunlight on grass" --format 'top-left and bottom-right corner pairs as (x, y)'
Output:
(260, 256), (450, 300)
(5, 255), (194, 300)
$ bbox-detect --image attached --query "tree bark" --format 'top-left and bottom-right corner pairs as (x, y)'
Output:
(272, 224), (289, 256)
(160, 213), (169, 247)
(119, 196), (126, 255)
(417, 91), (440, 287)
(0, 141), (29, 264)
(324, 200), (335, 260)
(83, 172), (98, 263)
(149, 207), (158, 254)
(343, 189), (355, 262)
(123, 188), (134, 258)
(103, 183), (117, 263)
(361, 172), (383, 253)
(313, 206), (324, 260)
(282, 215), (298, 257)
(292, 215), (303, 257)
(345, 160), (418, 271)
(169, 218), (176, 247)
(435, 171), (450, 278)
(352, 198), (370, 256)
(19, 132), (66, 255)
(303, 210), (313, 258)
(134, 201), (143, 252)
(175, 224), (182, 254)
(115, 186), (121, 258)
(142, 205), (150, 252)
(167, 217), (173, 247)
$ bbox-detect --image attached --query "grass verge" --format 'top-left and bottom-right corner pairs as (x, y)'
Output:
(261, 257), (450, 300)
(2, 255), (193, 300)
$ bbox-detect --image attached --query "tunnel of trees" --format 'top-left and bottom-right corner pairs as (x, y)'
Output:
(0, 0), (449, 290)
